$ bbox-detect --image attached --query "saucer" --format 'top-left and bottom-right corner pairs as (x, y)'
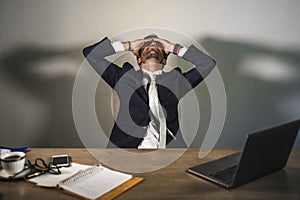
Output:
(0, 166), (31, 180)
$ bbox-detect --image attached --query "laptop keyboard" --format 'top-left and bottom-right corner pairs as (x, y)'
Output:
(209, 165), (238, 182)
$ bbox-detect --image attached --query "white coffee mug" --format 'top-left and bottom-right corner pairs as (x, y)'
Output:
(0, 151), (25, 175)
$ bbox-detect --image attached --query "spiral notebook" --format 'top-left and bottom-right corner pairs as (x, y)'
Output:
(29, 163), (143, 200)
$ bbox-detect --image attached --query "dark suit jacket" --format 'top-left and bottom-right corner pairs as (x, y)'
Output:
(83, 37), (216, 148)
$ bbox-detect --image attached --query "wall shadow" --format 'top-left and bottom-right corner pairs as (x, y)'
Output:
(0, 45), (85, 147)
(192, 36), (300, 148)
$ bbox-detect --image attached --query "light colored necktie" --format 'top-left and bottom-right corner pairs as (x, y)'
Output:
(148, 74), (167, 148)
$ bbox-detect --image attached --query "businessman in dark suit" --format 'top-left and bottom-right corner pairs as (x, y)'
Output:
(83, 34), (216, 148)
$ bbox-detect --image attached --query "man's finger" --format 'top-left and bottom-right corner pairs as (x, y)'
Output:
(132, 50), (139, 56)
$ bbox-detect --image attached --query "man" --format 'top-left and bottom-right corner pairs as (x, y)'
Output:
(83, 34), (215, 148)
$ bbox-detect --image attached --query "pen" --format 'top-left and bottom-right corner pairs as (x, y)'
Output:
(26, 171), (44, 179)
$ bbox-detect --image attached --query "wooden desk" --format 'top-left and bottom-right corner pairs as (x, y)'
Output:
(1, 148), (299, 200)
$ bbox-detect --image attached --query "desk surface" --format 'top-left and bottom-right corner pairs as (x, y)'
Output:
(1, 148), (299, 200)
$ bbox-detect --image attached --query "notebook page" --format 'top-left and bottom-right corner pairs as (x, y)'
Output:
(29, 163), (91, 187)
(58, 166), (132, 200)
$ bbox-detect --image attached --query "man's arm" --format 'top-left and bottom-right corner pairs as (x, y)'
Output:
(181, 45), (216, 88)
(83, 37), (130, 88)
(83, 37), (151, 88)
(155, 37), (216, 88)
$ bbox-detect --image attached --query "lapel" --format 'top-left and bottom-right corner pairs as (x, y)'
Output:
(157, 71), (170, 101)
(134, 69), (149, 102)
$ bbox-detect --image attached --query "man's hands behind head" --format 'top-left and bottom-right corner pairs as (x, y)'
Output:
(126, 37), (175, 57)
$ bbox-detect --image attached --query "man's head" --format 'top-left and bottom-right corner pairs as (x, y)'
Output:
(135, 34), (169, 66)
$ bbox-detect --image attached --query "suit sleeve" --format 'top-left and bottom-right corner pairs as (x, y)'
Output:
(181, 45), (216, 88)
(82, 37), (126, 88)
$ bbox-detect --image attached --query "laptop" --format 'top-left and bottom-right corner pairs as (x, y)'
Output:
(188, 119), (300, 189)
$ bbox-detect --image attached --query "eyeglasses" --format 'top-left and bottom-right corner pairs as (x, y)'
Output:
(138, 40), (165, 56)
(140, 40), (164, 50)
(28, 158), (62, 175)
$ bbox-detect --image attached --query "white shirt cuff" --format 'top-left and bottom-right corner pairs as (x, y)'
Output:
(178, 46), (187, 57)
(111, 41), (125, 52)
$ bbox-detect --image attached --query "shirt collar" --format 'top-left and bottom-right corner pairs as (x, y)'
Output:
(142, 68), (163, 76)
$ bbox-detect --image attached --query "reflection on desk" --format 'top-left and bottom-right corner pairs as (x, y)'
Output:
(0, 148), (299, 200)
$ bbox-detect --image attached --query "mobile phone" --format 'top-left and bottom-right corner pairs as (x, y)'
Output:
(51, 155), (71, 167)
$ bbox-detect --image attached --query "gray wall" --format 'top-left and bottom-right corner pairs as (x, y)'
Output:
(1, 0), (300, 148)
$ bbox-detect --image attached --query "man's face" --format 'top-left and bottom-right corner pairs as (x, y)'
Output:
(139, 40), (165, 64)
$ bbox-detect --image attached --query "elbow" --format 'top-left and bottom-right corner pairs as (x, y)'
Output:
(212, 58), (217, 67)
(83, 37), (109, 58)
(209, 57), (217, 69)
(82, 46), (91, 57)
